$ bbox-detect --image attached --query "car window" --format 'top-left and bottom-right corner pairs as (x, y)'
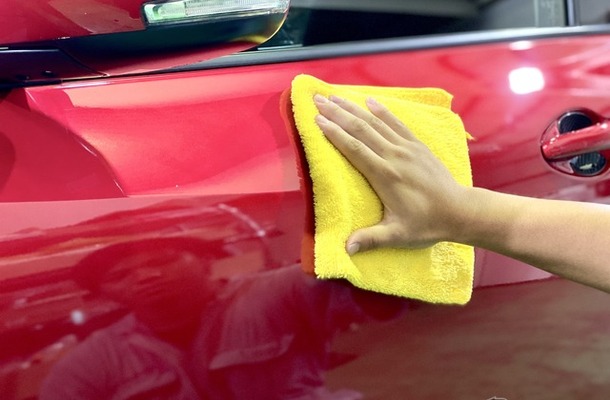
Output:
(259, 0), (568, 50)
(577, 0), (610, 24)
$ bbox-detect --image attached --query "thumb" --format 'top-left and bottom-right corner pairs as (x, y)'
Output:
(346, 224), (397, 255)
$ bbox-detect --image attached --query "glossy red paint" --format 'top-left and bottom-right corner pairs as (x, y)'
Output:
(1, 33), (610, 398)
(0, 0), (144, 44)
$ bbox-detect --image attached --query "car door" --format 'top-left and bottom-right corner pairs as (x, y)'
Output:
(1, 1), (610, 399)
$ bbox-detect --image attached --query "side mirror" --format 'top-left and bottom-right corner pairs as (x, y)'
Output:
(0, 0), (289, 87)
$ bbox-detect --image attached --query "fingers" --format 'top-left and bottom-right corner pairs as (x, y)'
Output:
(313, 94), (407, 254)
(327, 95), (406, 147)
(314, 99), (386, 179)
(346, 224), (399, 255)
(314, 95), (395, 159)
(314, 94), (421, 155)
(364, 97), (418, 143)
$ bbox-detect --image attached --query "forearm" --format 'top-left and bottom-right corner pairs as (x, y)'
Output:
(455, 187), (610, 292)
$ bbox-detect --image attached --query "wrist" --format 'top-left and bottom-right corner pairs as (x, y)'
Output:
(447, 186), (523, 249)
(440, 186), (489, 246)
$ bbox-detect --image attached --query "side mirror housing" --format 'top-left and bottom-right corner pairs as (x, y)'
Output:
(0, 0), (289, 87)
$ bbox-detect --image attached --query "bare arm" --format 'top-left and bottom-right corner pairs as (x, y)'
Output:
(458, 188), (610, 292)
(313, 94), (610, 293)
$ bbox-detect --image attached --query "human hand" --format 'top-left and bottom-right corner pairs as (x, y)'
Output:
(313, 94), (470, 254)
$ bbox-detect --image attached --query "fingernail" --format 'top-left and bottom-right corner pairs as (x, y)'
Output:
(366, 97), (379, 106)
(314, 94), (329, 104)
(315, 114), (329, 126)
(347, 242), (360, 256)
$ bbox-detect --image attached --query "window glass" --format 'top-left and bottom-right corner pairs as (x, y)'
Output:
(577, 0), (610, 24)
(259, 0), (567, 50)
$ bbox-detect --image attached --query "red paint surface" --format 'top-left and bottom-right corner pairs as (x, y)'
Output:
(1, 34), (610, 398)
(0, 0), (144, 44)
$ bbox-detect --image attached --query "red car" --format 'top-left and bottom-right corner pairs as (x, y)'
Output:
(1, 1), (610, 399)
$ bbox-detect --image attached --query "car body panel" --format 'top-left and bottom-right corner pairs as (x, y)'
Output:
(0, 0), (144, 44)
(1, 27), (610, 398)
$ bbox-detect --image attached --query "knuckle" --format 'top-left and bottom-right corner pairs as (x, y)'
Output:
(393, 145), (415, 162)
(368, 116), (385, 131)
(360, 234), (377, 251)
(345, 137), (366, 154)
(348, 118), (370, 135)
(378, 164), (401, 181)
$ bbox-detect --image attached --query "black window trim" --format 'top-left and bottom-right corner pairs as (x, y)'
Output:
(566, 0), (578, 25)
(169, 24), (610, 73)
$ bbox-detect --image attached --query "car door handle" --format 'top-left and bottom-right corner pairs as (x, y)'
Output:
(542, 119), (610, 160)
(541, 110), (610, 176)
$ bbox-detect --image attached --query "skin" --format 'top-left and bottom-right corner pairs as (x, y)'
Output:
(313, 94), (610, 293)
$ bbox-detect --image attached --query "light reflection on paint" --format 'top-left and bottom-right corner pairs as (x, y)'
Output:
(509, 40), (534, 51)
(70, 309), (86, 325)
(508, 67), (545, 94)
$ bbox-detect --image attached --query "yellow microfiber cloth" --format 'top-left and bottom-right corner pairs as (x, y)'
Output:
(288, 74), (474, 305)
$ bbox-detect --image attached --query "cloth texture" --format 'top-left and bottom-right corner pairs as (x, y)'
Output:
(289, 74), (474, 305)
